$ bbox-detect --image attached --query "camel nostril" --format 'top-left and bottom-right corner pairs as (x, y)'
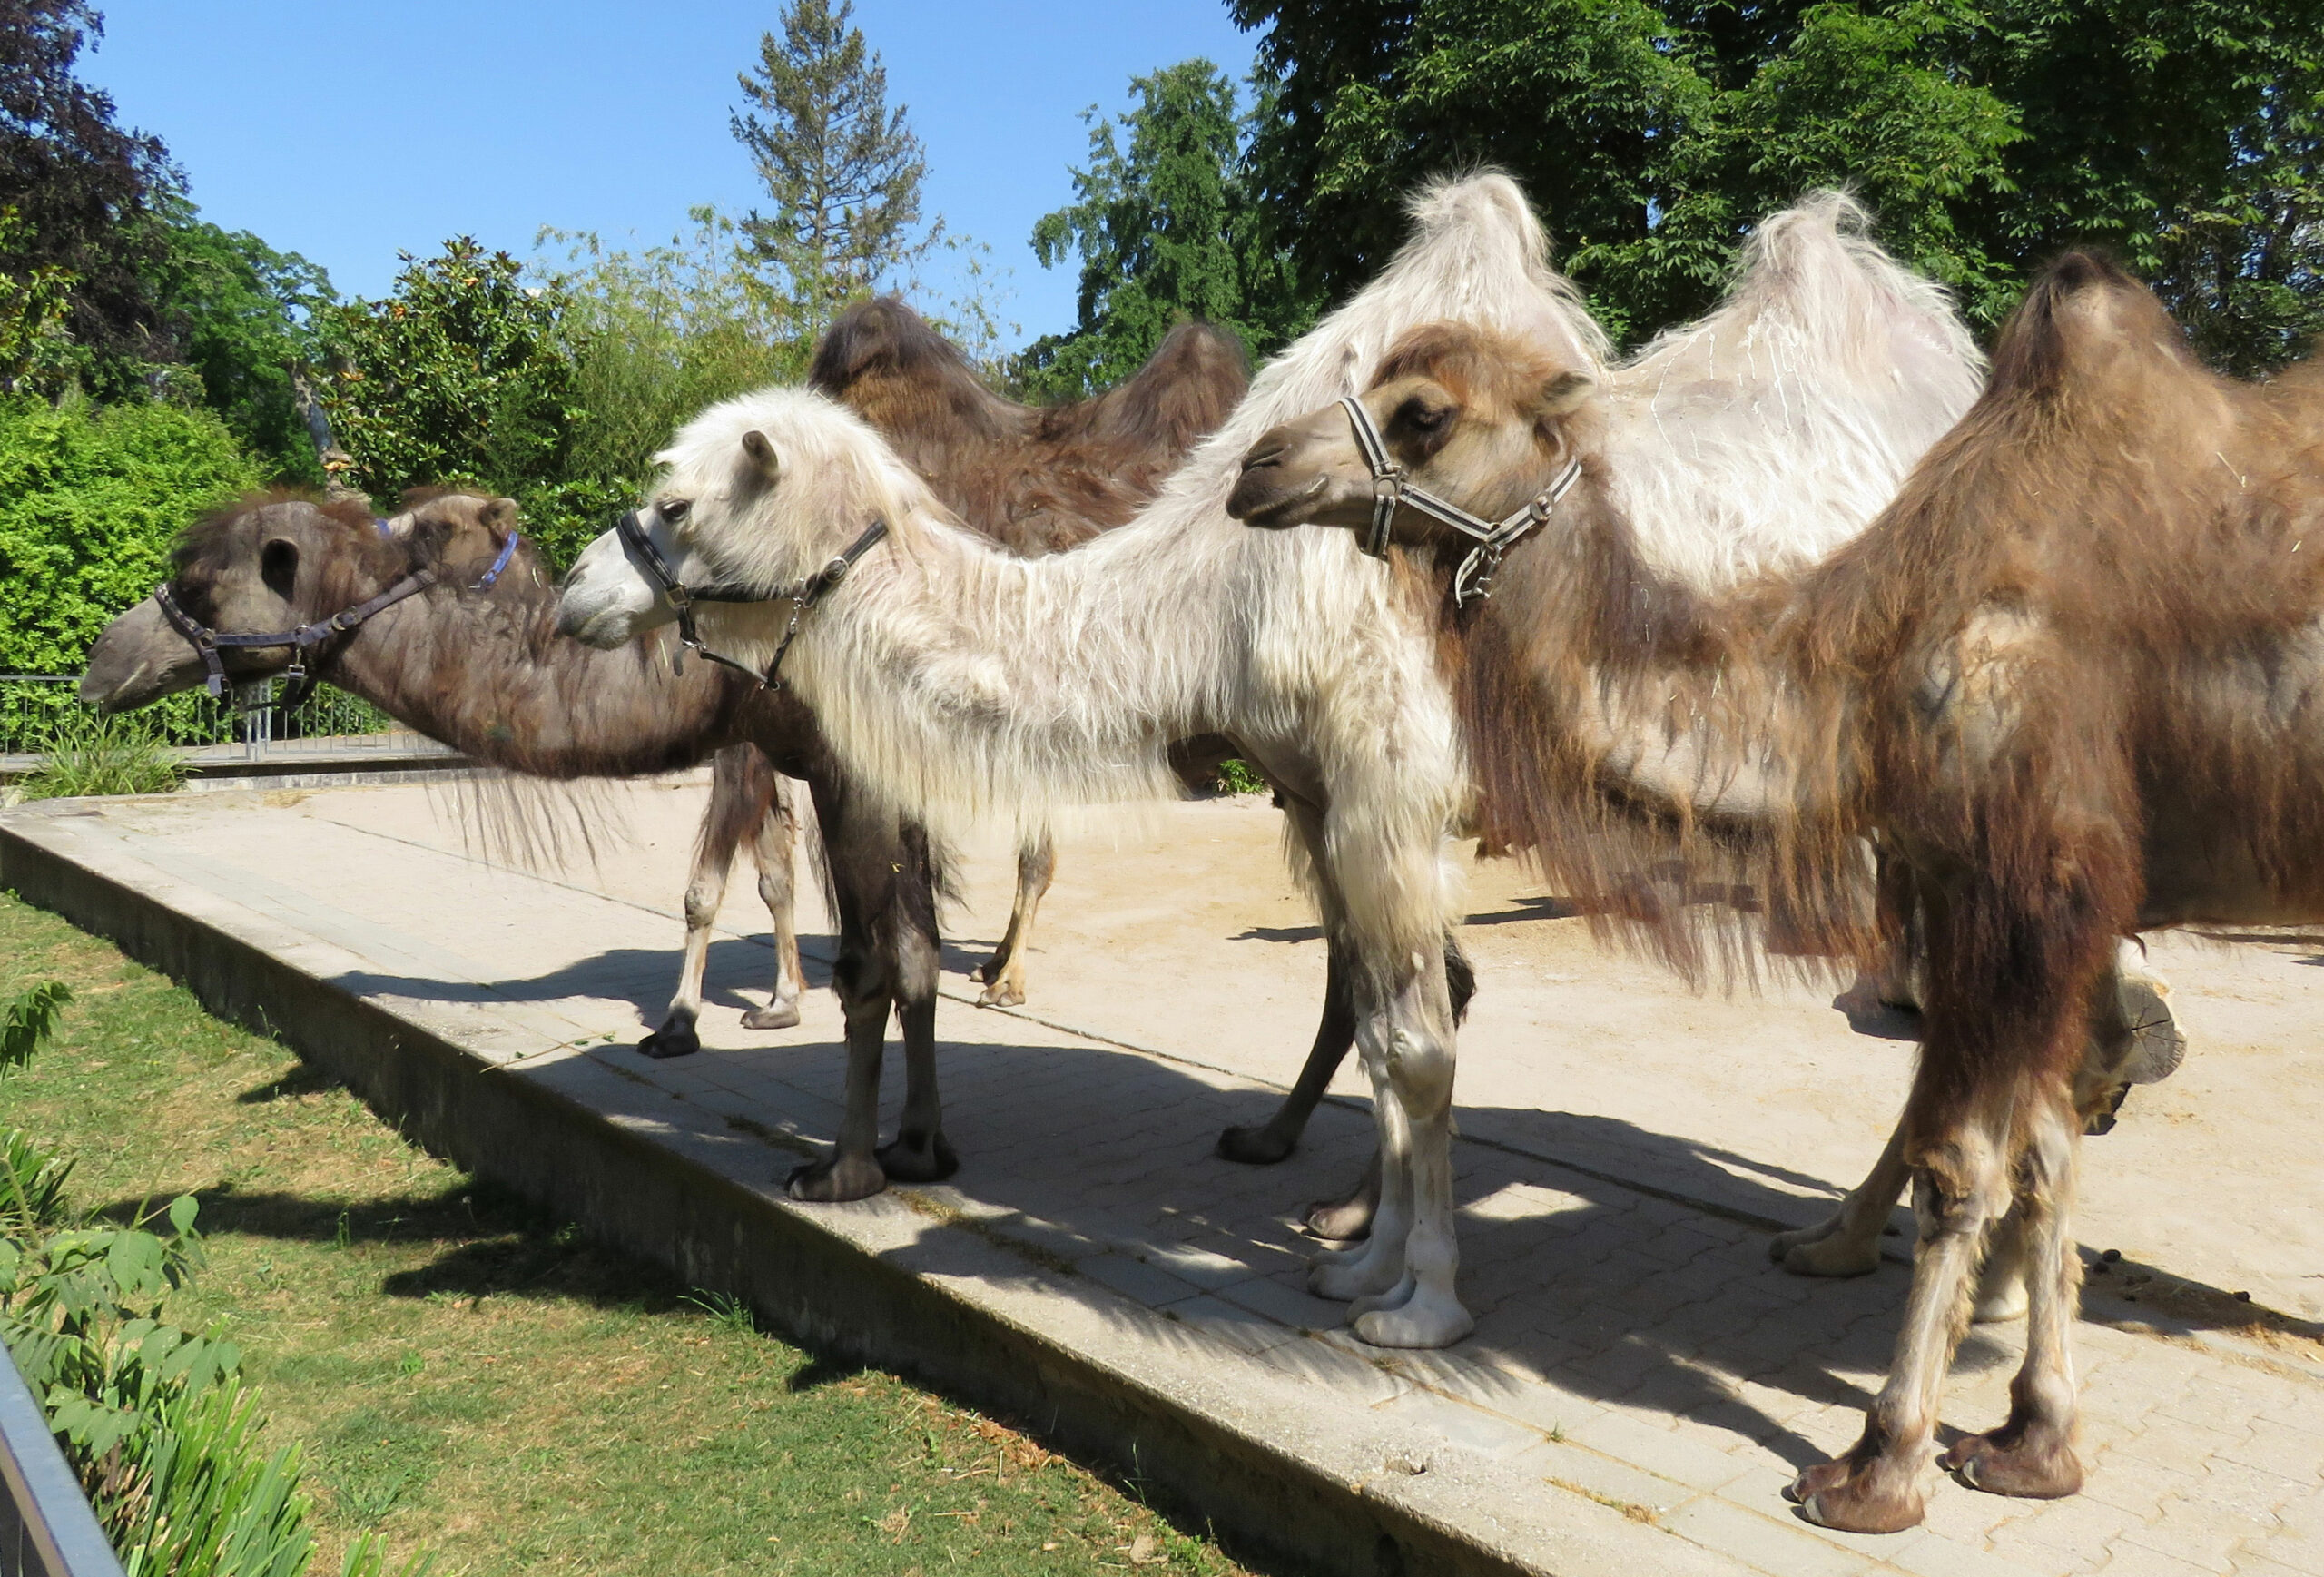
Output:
(1239, 446), (1285, 474)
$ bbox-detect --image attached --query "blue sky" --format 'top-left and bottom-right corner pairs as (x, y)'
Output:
(75, 1), (1260, 349)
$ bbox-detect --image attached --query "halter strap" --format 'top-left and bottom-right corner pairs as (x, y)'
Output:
(474, 528), (521, 590)
(153, 568), (438, 704)
(1337, 394), (1585, 606)
(612, 508), (888, 690)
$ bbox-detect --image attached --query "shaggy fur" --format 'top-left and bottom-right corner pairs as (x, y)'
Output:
(1230, 257), (2314, 1529)
(556, 173), (1986, 1352)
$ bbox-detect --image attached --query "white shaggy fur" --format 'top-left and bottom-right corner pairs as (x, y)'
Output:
(558, 174), (1984, 1349)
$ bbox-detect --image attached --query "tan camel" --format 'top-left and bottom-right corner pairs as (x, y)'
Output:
(1223, 265), (2310, 1531)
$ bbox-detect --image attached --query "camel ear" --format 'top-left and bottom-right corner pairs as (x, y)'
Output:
(480, 497), (519, 536)
(740, 429), (780, 481)
(1537, 369), (1595, 418)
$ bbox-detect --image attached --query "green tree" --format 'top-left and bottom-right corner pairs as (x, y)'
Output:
(0, 392), (257, 674)
(0, 0), (178, 400)
(1016, 60), (1312, 399)
(316, 238), (581, 512)
(730, 0), (931, 337)
(144, 193), (335, 481)
(1236, 0), (2324, 368)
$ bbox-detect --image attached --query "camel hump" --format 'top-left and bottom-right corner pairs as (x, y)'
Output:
(810, 294), (975, 397)
(1091, 320), (1251, 449)
(1989, 251), (2192, 399)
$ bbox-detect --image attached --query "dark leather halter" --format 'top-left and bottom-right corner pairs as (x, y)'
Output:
(152, 527), (526, 708)
(153, 569), (437, 707)
(1339, 394), (1585, 606)
(612, 508), (888, 689)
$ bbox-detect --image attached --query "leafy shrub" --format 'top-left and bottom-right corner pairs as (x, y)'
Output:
(0, 393), (260, 675)
(0, 981), (428, 1576)
(1, 980), (70, 1073)
(16, 709), (184, 800)
(317, 239), (581, 515)
(1212, 758), (1268, 795)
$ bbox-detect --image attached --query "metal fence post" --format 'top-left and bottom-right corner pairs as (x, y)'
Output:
(0, 1345), (125, 1577)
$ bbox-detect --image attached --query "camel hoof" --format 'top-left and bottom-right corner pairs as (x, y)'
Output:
(1944, 1428), (2083, 1499)
(786, 1153), (888, 1202)
(1303, 1195), (1375, 1243)
(975, 978), (1025, 1008)
(1215, 1124), (1296, 1166)
(1790, 1458), (1925, 1534)
(637, 1021), (701, 1060)
(1310, 1253), (1399, 1304)
(877, 1130), (960, 1183)
(1351, 1295), (1473, 1349)
(742, 1001), (802, 1030)
(1346, 1274), (1414, 1323)
(1772, 1223), (1882, 1278)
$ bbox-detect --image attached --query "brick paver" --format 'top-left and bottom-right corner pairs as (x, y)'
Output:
(8, 777), (2319, 1577)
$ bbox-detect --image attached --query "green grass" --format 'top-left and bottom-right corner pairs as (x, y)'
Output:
(15, 712), (185, 800)
(0, 892), (1258, 1576)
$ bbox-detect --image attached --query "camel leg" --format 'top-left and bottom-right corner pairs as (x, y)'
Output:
(1796, 866), (2114, 1533)
(1943, 1093), (2085, 1500)
(1771, 1119), (1908, 1277)
(641, 744), (764, 1059)
(1218, 936), (1473, 1188)
(742, 771), (805, 1030)
(1310, 1000), (1415, 1306)
(1792, 1090), (2014, 1533)
(878, 823), (957, 1183)
(1220, 936), (1356, 1164)
(1345, 944), (1470, 1347)
(974, 827), (1054, 1008)
(785, 771), (936, 1202)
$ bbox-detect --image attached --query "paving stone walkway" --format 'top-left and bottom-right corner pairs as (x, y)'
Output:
(5, 776), (2319, 1577)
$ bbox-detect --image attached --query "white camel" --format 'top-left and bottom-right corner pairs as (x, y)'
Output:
(556, 176), (1988, 1347)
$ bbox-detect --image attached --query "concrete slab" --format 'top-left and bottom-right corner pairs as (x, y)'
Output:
(5, 776), (2319, 1577)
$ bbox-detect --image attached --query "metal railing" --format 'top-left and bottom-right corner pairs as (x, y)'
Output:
(1, 675), (452, 765)
(0, 1345), (123, 1577)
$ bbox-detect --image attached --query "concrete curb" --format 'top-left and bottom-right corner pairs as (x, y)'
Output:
(0, 803), (1676, 1577)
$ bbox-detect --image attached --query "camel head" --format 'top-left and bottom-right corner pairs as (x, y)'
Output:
(1226, 320), (1599, 557)
(556, 385), (913, 651)
(79, 490), (517, 711)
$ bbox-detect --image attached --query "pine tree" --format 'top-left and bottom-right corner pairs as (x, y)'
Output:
(1016, 61), (1314, 400)
(729, 0), (929, 335)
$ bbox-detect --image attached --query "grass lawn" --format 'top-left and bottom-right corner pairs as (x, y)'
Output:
(0, 891), (1259, 1576)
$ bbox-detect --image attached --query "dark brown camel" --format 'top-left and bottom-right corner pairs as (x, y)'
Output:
(1226, 268), (2324, 1531)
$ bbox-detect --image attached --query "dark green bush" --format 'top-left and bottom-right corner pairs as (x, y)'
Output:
(0, 394), (260, 675)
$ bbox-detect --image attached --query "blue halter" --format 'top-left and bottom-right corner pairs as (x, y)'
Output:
(474, 528), (520, 590)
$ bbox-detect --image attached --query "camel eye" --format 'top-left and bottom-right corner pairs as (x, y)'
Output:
(1401, 399), (1451, 433)
(660, 498), (691, 523)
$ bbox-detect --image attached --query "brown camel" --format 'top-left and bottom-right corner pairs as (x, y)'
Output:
(1225, 266), (2319, 1531)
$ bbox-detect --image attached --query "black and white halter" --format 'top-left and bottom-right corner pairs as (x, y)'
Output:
(611, 508), (888, 689)
(1338, 394), (1585, 606)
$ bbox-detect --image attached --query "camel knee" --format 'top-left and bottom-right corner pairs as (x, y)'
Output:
(684, 878), (724, 931)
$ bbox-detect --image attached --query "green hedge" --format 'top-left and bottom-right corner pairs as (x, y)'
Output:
(0, 397), (261, 676)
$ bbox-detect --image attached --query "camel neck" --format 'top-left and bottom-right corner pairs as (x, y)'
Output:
(326, 559), (744, 779)
(753, 501), (1239, 824)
